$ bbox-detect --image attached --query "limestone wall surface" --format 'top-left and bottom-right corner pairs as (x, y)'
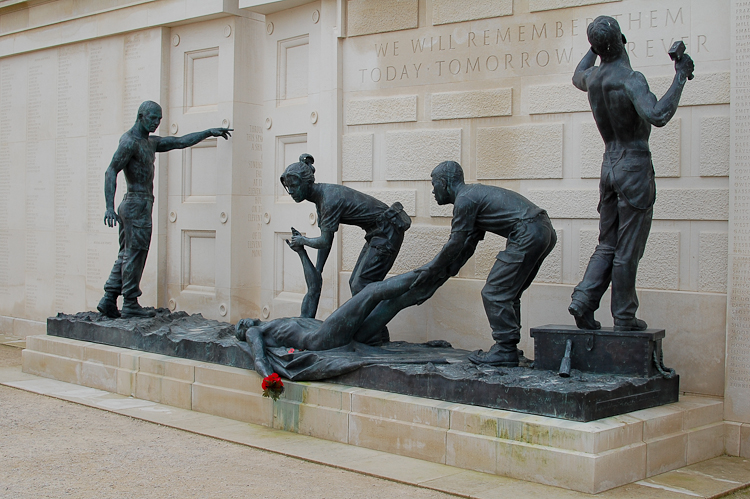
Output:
(0, 0), (265, 335)
(0, 0), (737, 404)
(727, 0), (750, 425)
(0, 27), (166, 325)
(341, 0), (730, 397)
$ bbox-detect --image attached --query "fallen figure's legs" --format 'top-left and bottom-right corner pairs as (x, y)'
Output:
(290, 227), (322, 319)
(235, 243), (433, 378)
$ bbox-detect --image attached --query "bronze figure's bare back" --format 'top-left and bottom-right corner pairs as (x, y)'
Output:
(588, 66), (652, 151)
(569, 17), (693, 331)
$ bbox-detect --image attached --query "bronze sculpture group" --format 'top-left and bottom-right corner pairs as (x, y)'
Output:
(98, 17), (693, 375)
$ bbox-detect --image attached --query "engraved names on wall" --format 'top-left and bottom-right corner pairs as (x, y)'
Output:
(0, 31), (160, 319)
(727, 0), (750, 421)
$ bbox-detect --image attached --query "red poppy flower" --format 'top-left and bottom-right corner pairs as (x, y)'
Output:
(261, 373), (284, 401)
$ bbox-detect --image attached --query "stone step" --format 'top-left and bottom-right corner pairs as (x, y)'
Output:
(21, 334), (726, 494)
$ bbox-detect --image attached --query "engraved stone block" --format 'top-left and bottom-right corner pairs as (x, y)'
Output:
(477, 124), (562, 179)
(700, 116), (730, 177)
(653, 189), (729, 221)
(431, 88), (512, 120)
(385, 128), (461, 180)
(637, 231), (680, 290)
(529, 84), (589, 114)
(432, 0), (512, 25)
(726, 256), (750, 421)
(649, 72), (730, 107)
(580, 122), (604, 179)
(347, 0), (418, 37)
(527, 189), (600, 219)
(342, 134), (373, 181)
(699, 232), (728, 293)
(346, 96), (417, 125)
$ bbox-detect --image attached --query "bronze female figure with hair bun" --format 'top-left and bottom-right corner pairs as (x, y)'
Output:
(280, 154), (411, 339)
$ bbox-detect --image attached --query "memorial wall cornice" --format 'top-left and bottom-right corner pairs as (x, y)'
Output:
(0, 0), (260, 58)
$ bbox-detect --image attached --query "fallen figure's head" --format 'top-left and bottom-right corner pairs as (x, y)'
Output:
(235, 318), (262, 342)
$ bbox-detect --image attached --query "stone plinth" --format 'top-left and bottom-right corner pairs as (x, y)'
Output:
(48, 311), (678, 421)
(530, 324), (669, 377)
(22, 334), (726, 494)
(331, 364), (679, 422)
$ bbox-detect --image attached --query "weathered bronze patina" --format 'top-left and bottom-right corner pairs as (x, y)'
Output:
(569, 17), (694, 331)
(97, 101), (231, 319)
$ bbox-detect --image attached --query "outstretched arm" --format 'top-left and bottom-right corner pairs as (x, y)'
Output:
(572, 49), (597, 91)
(155, 128), (232, 152)
(447, 229), (485, 276)
(287, 228), (322, 318)
(626, 55), (694, 127)
(236, 321), (274, 378)
(411, 231), (468, 289)
(103, 140), (135, 227)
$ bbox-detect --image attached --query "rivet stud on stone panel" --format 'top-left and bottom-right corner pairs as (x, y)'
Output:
(168, 299), (177, 311)
(219, 304), (227, 317)
(172, 34), (180, 46)
(170, 123), (178, 135)
(169, 211), (177, 223)
(310, 111), (318, 124)
(312, 10), (320, 23)
(262, 306), (270, 319)
(263, 212), (271, 224)
(266, 22), (274, 35)
(309, 212), (316, 225)
(224, 25), (232, 38)
(222, 118), (230, 128)
(265, 118), (272, 130)
(219, 212), (228, 224)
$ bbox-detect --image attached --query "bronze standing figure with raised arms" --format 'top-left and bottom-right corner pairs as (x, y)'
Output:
(568, 17), (694, 331)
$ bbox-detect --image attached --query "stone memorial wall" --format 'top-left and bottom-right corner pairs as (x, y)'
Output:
(340, 0), (730, 397)
(728, 0), (750, 424)
(0, 0), (742, 422)
(0, 28), (164, 325)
